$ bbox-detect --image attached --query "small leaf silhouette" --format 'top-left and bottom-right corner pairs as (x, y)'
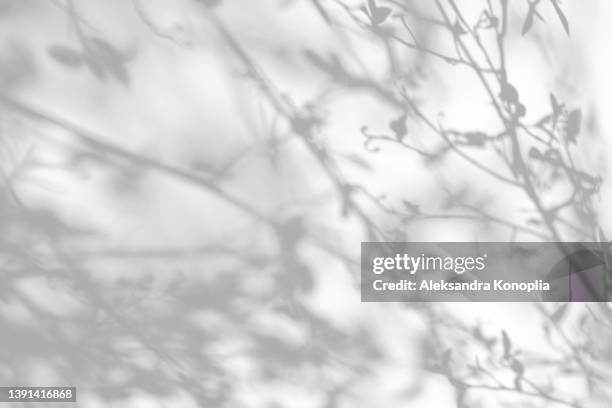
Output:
(402, 200), (420, 214)
(389, 113), (407, 140)
(48, 45), (83, 67)
(311, 0), (332, 25)
(303, 50), (344, 80)
(527, 218), (542, 226)
(91, 38), (126, 73)
(510, 359), (525, 376)
(550, 0), (570, 36)
(514, 376), (523, 390)
(565, 109), (581, 143)
(342, 153), (372, 171)
(455, 131), (487, 147)
(550, 303), (569, 323)
(371, 7), (392, 25)
(89, 37), (120, 56)
(549, 93), (561, 116)
(291, 115), (318, 135)
(368, 0), (392, 25)
(511, 358), (525, 390)
(472, 326), (497, 348)
(499, 82), (519, 104)
(577, 170), (600, 186)
(84, 37), (130, 85)
(451, 20), (467, 36)
(501, 330), (511, 359)
(197, 0), (222, 8)
(521, 3), (536, 35)
(529, 147), (544, 161)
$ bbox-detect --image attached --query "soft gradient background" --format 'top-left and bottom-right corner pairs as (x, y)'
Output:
(1, 0), (611, 407)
